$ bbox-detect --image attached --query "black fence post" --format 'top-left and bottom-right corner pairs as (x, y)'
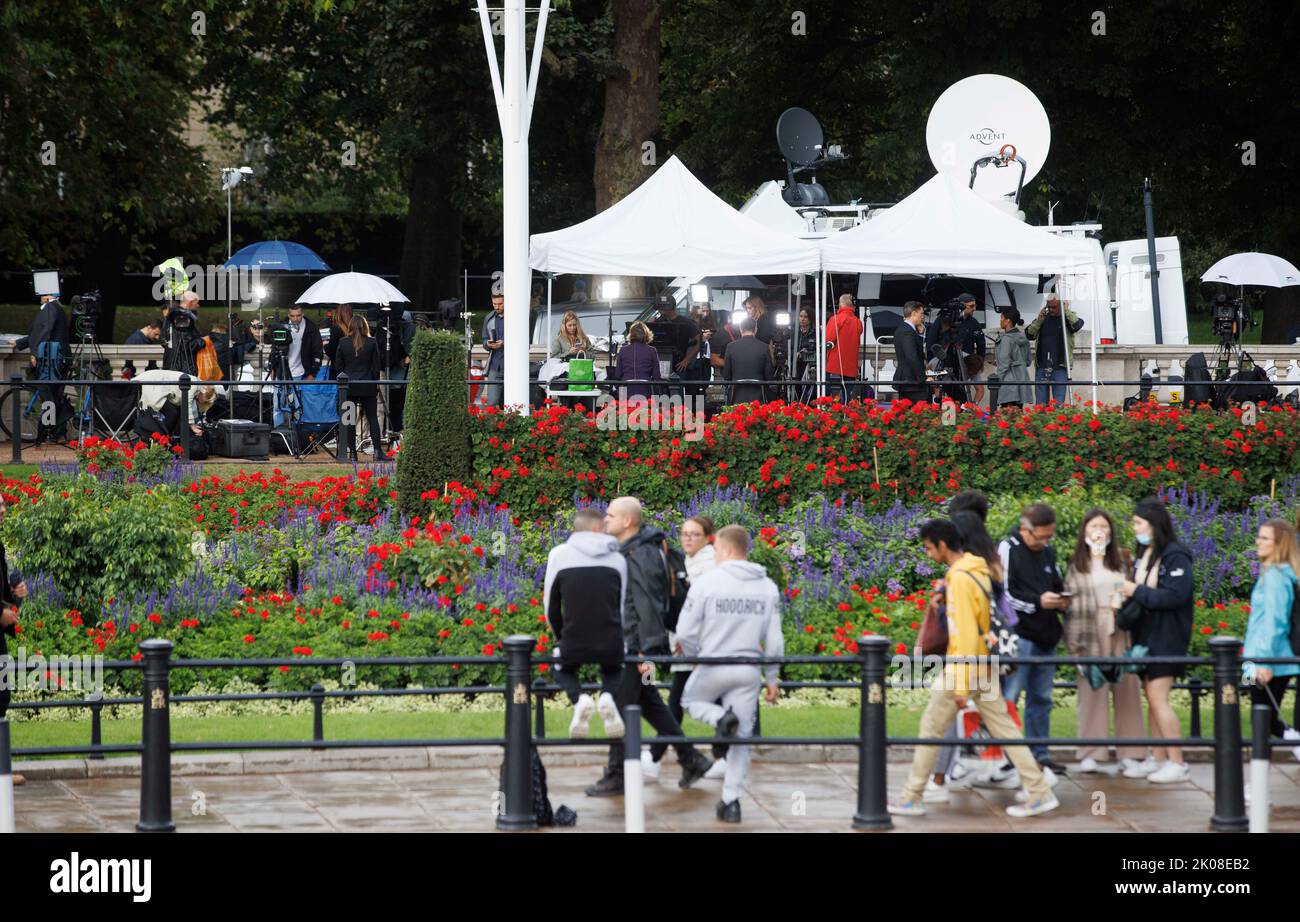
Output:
(533, 677), (547, 739)
(852, 635), (892, 830)
(1209, 637), (1247, 832)
(89, 694), (104, 761)
(624, 704), (644, 833)
(177, 374), (192, 462)
(9, 374), (22, 463)
(336, 374), (351, 462)
(1188, 676), (1204, 738)
(136, 638), (175, 833)
(498, 635), (536, 831)
(311, 683), (325, 751)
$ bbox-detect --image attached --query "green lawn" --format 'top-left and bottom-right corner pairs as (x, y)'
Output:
(8, 701), (1234, 760)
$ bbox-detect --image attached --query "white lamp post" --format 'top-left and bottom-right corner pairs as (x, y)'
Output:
(477, 0), (551, 412)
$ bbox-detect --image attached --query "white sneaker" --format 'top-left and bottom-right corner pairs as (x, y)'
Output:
(1284, 727), (1300, 762)
(923, 779), (951, 804)
(640, 750), (660, 781)
(1147, 761), (1190, 784)
(1121, 757), (1158, 778)
(1040, 765), (1060, 788)
(1006, 792), (1060, 818)
(568, 694), (596, 739)
(973, 763), (1020, 790)
(945, 762), (974, 790)
(704, 759), (728, 780)
(596, 691), (624, 738)
(1078, 757), (1100, 773)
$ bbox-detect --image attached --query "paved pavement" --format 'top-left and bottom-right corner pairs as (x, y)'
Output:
(16, 753), (1300, 832)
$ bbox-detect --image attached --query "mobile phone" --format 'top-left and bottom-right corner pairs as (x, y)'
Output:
(1059, 590), (1075, 598)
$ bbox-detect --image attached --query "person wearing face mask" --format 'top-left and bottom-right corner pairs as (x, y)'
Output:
(1064, 509), (1146, 775)
(643, 515), (726, 782)
(1118, 498), (1194, 783)
(996, 503), (1070, 777)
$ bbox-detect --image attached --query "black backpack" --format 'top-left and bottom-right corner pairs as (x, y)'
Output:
(661, 539), (691, 632)
(1289, 577), (1300, 658)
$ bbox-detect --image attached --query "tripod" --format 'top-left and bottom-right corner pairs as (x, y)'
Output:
(69, 330), (108, 446)
(269, 346), (305, 436)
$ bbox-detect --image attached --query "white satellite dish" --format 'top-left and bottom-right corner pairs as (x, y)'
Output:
(926, 74), (1051, 200)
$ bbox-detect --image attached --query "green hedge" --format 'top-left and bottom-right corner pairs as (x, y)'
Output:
(397, 330), (471, 516)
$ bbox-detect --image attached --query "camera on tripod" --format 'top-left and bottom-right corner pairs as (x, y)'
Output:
(70, 290), (101, 339)
(1210, 293), (1250, 341)
(267, 322), (291, 353)
(934, 298), (964, 327)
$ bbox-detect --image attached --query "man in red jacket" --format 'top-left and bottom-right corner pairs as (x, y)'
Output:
(825, 294), (865, 402)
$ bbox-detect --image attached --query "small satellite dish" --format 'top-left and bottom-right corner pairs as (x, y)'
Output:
(777, 107), (824, 167)
(926, 75), (1051, 200)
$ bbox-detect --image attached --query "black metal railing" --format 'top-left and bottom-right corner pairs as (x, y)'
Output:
(2, 634), (1291, 832)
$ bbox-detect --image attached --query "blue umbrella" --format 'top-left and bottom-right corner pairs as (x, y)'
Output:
(223, 240), (330, 271)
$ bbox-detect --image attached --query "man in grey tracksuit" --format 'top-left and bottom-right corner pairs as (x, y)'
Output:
(677, 525), (783, 823)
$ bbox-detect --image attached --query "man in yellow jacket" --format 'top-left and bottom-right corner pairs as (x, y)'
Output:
(889, 519), (1059, 818)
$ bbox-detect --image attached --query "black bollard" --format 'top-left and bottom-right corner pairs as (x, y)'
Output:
(852, 635), (892, 830)
(89, 694), (104, 761)
(336, 374), (351, 462)
(533, 677), (547, 739)
(624, 704), (644, 833)
(136, 638), (175, 832)
(1188, 676), (1204, 738)
(9, 374), (21, 463)
(311, 683), (325, 751)
(177, 374), (192, 462)
(497, 635), (536, 831)
(1208, 636), (1247, 832)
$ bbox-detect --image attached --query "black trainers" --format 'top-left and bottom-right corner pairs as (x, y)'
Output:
(584, 773), (624, 797)
(1038, 758), (1068, 775)
(716, 798), (741, 824)
(678, 751), (713, 789)
(713, 708), (740, 759)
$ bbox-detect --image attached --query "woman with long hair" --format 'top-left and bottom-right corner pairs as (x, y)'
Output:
(1243, 519), (1300, 743)
(327, 303), (355, 372)
(1119, 497), (1194, 783)
(612, 321), (661, 403)
(995, 306), (1034, 409)
(550, 310), (592, 359)
(1064, 509), (1146, 774)
(335, 314), (383, 462)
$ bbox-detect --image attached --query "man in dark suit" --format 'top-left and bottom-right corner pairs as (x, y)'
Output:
(285, 306), (324, 379)
(892, 300), (930, 403)
(722, 317), (774, 405)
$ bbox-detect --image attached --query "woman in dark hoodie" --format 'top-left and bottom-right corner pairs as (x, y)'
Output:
(1119, 497), (1194, 784)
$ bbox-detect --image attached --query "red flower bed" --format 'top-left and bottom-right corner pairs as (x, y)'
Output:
(184, 468), (397, 534)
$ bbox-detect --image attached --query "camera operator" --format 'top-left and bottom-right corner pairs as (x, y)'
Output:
(794, 304), (816, 403)
(162, 291), (204, 376)
(24, 293), (73, 433)
(955, 293), (986, 360)
(132, 366), (207, 449)
(1026, 294), (1084, 406)
(124, 320), (163, 346)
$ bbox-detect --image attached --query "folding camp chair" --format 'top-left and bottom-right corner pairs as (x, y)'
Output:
(292, 367), (340, 458)
(93, 383), (139, 441)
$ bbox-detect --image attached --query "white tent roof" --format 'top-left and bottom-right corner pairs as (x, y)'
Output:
(819, 172), (1096, 275)
(739, 181), (812, 237)
(529, 156), (820, 276)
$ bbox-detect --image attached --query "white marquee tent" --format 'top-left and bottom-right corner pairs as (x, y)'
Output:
(529, 155), (820, 276)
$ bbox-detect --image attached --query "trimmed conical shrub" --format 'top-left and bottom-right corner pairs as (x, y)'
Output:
(397, 330), (471, 515)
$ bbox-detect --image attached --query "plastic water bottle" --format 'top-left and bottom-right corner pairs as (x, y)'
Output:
(1166, 358), (1184, 405)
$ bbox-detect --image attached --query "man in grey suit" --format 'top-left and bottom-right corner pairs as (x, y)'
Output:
(722, 318), (774, 405)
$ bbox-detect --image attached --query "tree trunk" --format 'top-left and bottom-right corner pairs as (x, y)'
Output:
(1261, 287), (1300, 344)
(84, 214), (133, 343)
(593, 0), (661, 298)
(400, 148), (462, 316)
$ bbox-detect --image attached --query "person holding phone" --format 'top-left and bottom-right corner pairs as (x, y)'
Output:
(996, 503), (1070, 779)
(1064, 509), (1146, 774)
(479, 294), (506, 407)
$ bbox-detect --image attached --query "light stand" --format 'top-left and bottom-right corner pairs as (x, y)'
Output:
(600, 280), (621, 377)
(220, 165), (253, 416)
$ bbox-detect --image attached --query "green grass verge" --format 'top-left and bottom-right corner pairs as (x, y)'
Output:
(9, 702), (1231, 760)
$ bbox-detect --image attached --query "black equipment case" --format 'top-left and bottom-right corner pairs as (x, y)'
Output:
(213, 419), (271, 460)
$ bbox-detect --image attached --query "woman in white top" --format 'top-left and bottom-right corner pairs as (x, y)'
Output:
(643, 515), (723, 780)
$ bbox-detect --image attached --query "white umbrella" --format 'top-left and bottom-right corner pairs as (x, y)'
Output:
(296, 271), (410, 305)
(1201, 252), (1300, 288)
